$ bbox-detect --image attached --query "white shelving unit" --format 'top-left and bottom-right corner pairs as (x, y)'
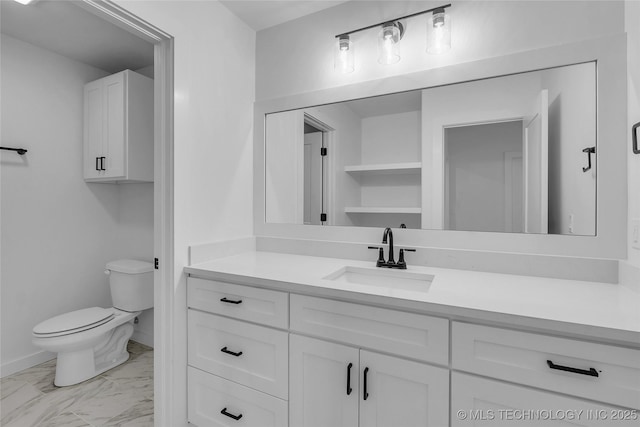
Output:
(344, 207), (422, 214)
(344, 162), (422, 175)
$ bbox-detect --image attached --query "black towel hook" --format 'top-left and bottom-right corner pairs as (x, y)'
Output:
(1, 146), (28, 155)
(582, 147), (595, 172)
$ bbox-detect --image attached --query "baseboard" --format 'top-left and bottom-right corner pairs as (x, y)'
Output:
(132, 330), (154, 348)
(0, 350), (56, 379)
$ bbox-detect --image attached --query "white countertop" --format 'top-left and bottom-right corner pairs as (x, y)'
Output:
(185, 251), (640, 346)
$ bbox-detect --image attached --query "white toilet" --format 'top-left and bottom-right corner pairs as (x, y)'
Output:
(32, 259), (153, 387)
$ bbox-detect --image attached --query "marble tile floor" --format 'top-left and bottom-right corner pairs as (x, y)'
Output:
(0, 341), (153, 427)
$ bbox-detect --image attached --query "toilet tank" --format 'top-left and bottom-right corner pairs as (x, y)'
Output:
(105, 259), (154, 312)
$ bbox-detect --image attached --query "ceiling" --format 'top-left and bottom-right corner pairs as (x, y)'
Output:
(0, 0), (347, 72)
(220, 0), (349, 31)
(0, 0), (154, 73)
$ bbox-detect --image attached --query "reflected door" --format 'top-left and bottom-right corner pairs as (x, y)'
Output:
(524, 89), (549, 234)
(303, 132), (324, 225)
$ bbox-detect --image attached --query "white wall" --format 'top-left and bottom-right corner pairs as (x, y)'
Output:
(256, 1), (623, 101)
(542, 63), (596, 236)
(265, 110), (304, 223)
(112, 1), (256, 425)
(626, 0), (640, 268)
(0, 35), (154, 375)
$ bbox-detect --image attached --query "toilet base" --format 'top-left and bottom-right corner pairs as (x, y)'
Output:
(54, 322), (134, 387)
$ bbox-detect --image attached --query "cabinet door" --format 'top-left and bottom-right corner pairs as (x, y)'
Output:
(102, 72), (126, 179)
(83, 80), (103, 180)
(290, 334), (359, 427)
(360, 350), (449, 427)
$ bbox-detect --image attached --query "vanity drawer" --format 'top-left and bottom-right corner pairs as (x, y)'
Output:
(188, 310), (288, 399)
(188, 367), (288, 427)
(451, 372), (634, 427)
(452, 322), (640, 409)
(188, 277), (288, 329)
(290, 294), (449, 365)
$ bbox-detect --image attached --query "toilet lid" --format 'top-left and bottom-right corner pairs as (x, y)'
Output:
(33, 307), (114, 337)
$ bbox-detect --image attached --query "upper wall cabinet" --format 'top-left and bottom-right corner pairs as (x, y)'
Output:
(83, 70), (153, 183)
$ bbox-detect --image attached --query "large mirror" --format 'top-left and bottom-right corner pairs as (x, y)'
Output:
(265, 62), (596, 235)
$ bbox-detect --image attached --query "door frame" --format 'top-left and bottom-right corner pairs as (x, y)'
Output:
(303, 113), (335, 226)
(78, 1), (174, 424)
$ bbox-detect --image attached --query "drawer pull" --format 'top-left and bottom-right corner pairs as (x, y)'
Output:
(221, 407), (243, 421)
(363, 367), (369, 400)
(221, 347), (243, 357)
(346, 362), (353, 395)
(220, 297), (243, 304)
(546, 360), (599, 377)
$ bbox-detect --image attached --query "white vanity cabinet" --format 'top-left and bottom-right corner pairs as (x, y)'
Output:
(186, 273), (640, 427)
(83, 69), (153, 183)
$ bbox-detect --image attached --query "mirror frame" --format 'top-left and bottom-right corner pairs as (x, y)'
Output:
(254, 34), (627, 260)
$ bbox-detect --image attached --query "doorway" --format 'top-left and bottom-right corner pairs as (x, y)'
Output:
(0, 0), (174, 424)
(443, 120), (524, 232)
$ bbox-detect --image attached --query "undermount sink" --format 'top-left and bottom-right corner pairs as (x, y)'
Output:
(323, 266), (434, 290)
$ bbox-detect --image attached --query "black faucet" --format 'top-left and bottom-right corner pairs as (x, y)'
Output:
(367, 227), (416, 269)
(382, 227), (395, 265)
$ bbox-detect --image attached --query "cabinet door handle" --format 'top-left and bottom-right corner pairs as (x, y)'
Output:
(220, 297), (242, 305)
(100, 156), (106, 171)
(221, 408), (243, 421)
(346, 362), (353, 395)
(363, 367), (369, 400)
(547, 360), (599, 377)
(95, 157), (99, 171)
(220, 346), (243, 357)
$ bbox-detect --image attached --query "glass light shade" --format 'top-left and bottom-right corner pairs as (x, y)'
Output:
(377, 23), (401, 65)
(426, 11), (451, 54)
(334, 35), (354, 74)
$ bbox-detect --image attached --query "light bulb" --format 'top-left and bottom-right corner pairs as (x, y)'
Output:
(377, 22), (401, 65)
(334, 35), (354, 74)
(427, 9), (451, 54)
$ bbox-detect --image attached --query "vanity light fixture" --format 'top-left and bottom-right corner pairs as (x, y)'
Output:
(426, 7), (451, 54)
(334, 35), (355, 74)
(377, 22), (403, 65)
(334, 3), (451, 73)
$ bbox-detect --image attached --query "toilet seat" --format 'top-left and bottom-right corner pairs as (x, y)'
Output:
(33, 307), (114, 337)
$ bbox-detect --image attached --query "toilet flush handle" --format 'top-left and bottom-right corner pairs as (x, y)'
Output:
(104, 269), (111, 275)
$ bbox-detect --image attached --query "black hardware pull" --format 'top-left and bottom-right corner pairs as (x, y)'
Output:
(221, 408), (243, 421)
(633, 121), (640, 154)
(582, 147), (595, 172)
(221, 346), (243, 357)
(346, 363), (353, 395)
(100, 156), (106, 171)
(547, 360), (599, 377)
(363, 367), (369, 400)
(96, 157), (100, 171)
(220, 297), (242, 304)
